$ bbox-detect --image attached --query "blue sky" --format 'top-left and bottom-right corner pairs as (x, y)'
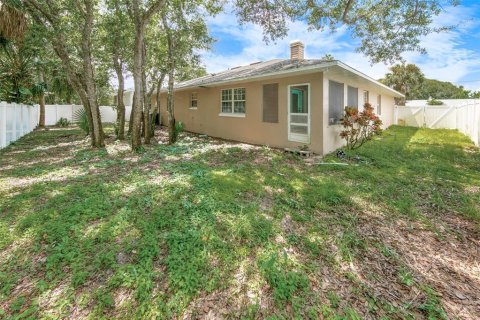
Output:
(201, 1), (480, 91)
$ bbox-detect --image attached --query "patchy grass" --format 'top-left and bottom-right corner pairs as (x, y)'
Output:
(0, 125), (479, 319)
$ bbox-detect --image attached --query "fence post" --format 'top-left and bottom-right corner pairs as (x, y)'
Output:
(0, 102), (6, 148)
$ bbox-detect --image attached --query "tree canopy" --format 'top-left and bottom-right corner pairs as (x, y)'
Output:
(234, 0), (459, 63)
(380, 63), (475, 101)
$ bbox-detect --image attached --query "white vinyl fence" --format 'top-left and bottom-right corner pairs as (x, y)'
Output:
(1, 103), (134, 149)
(0, 102), (39, 149)
(45, 105), (132, 126)
(395, 99), (480, 146)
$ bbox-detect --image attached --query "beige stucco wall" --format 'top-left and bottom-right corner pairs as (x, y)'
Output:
(157, 70), (397, 155)
(158, 73), (325, 153)
(321, 71), (396, 155)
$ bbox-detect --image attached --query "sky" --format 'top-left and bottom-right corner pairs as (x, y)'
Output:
(199, 1), (480, 92)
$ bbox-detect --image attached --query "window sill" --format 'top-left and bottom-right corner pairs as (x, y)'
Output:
(218, 113), (245, 118)
(189, 107), (198, 110)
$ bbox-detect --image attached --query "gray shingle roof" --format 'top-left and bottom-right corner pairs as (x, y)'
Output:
(176, 59), (332, 89)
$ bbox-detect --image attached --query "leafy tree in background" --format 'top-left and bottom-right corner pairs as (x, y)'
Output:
(162, 0), (216, 144)
(380, 63), (474, 101)
(0, 1), (27, 41)
(234, 0), (458, 64)
(124, 0), (167, 150)
(380, 63), (425, 103)
(0, 42), (34, 103)
(100, 0), (133, 140)
(410, 79), (471, 99)
(24, 0), (106, 147)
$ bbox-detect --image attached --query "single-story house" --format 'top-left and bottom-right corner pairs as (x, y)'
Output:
(157, 41), (404, 155)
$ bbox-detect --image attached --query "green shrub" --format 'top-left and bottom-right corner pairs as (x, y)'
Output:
(427, 98), (443, 105)
(175, 121), (184, 134)
(73, 109), (90, 134)
(340, 103), (382, 150)
(56, 117), (70, 127)
(259, 253), (309, 304)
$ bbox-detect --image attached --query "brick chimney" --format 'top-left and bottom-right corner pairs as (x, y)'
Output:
(290, 40), (305, 60)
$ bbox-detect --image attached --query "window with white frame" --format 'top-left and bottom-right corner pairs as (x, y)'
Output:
(363, 90), (369, 104)
(221, 88), (245, 114)
(190, 92), (198, 109)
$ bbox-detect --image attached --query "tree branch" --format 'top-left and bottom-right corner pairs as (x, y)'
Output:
(144, 0), (167, 23)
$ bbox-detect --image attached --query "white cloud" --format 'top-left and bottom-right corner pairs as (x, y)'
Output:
(201, 4), (480, 90)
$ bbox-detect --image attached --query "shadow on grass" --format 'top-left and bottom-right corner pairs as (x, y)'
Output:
(1, 125), (479, 319)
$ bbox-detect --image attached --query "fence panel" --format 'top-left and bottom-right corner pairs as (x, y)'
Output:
(45, 105), (132, 125)
(0, 102), (39, 149)
(396, 100), (480, 146)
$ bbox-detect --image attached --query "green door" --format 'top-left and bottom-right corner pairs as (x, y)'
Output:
(289, 85), (309, 143)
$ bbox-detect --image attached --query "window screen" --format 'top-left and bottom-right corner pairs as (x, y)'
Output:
(347, 86), (358, 108)
(377, 94), (382, 115)
(329, 80), (344, 124)
(263, 83), (278, 123)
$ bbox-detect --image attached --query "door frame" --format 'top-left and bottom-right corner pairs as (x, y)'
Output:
(287, 83), (311, 143)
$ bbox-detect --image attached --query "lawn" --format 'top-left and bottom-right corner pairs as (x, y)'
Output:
(0, 126), (479, 319)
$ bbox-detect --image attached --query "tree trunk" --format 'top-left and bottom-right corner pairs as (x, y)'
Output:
(155, 77), (162, 123)
(131, 25), (145, 150)
(25, 0), (103, 147)
(113, 55), (125, 140)
(38, 92), (46, 128)
(167, 68), (176, 144)
(38, 70), (45, 127)
(81, 0), (104, 147)
(150, 74), (164, 138)
(142, 40), (151, 143)
(144, 82), (156, 144)
(165, 23), (176, 145)
(129, 0), (166, 150)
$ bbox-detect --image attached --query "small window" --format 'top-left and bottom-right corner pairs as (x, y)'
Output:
(347, 86), (358, 108)
(363, 90), (369, 104)
(329, 80), (344, 124)
(221, 88), (245, 115)
(377, 94), (382, 115)
(190, 92), (198, 109)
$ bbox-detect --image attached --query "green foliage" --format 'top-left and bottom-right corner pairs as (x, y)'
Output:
(74, 108), (90, 134)
(398, 268), (414, 287)
(340, 103), (382, 150)
(380, 63), (424, 101)
(381, 64), (474, 100)
(234, 0), (455, 63)
(259, 253), (309, 304)
(321, 54), (335, 61)
(0, 42), (34, 103)
(411, 79), (472, 100)
(418, 286), (448, 319)
(55, 117), (70, 127)
(0, 126), (478, 318)
(427, 98), (444, 105)
(175, 121), (184, 134)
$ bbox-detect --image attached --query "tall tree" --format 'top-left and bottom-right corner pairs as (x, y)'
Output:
(380, 63), (425, 103)
(0, 1), (27, 41)
(125, 0), (166, 150)
(234, 0), (458, 63)
(24, 0), (105, 147)
(409, 79), (471, 100)
(100, 0), (133, 140)
(161, 0), (215, 144)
